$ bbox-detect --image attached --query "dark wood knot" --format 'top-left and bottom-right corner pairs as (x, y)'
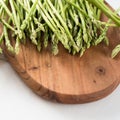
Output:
(95, 66), (106, 76)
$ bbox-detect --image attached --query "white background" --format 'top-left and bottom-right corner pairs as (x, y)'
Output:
(0, 0), (120, 120)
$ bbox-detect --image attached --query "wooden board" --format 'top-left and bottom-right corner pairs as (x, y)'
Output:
(0, 3), (120, 104)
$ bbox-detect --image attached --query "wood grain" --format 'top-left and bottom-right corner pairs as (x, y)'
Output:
(0, 3), (120, 104)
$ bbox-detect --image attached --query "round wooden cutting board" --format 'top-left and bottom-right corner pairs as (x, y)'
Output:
(0, 3), (120, 104)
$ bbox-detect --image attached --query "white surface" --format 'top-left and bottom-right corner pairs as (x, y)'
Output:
(0, 1), (120, 120)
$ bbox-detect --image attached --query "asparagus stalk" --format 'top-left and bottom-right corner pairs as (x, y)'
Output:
(0, 0), (120, 57)
(86, 0), (120, 26)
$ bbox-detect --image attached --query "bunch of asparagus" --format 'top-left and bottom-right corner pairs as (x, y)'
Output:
(0, 0), (120, 57)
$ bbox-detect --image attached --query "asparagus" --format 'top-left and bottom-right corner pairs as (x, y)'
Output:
(0, 0), (120, 57)
(86, 0), (120, 26)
